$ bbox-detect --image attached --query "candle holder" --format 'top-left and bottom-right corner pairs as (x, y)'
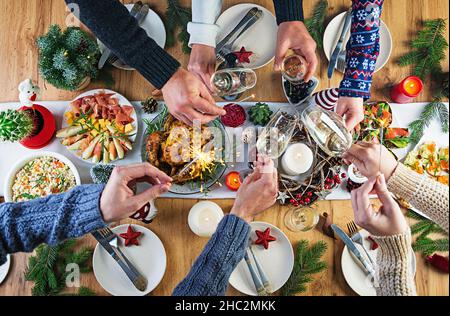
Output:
(390, 76), (423, 103)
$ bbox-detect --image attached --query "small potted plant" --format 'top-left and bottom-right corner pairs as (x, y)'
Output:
(37, 25), (101, 91)
(0, 79), (56, 149)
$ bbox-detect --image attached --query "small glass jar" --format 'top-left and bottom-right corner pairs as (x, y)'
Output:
(281, 54), (307, 83)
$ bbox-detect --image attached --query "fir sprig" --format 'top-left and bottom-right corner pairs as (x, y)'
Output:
(398, 19), (449, 80)
(25, 239), (95, 296)
(408, 98), (449, 145)
(281, 240), (328, 296)
(165, 0), (192, 54)
(305, 0), (328, 49)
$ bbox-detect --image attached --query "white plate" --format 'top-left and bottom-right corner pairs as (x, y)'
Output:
(216, 3), (278, 69)
(323, 12), (392, 73)
(3, 151), (81, 202)
(229, 222), (294, 296)
(92, 224), (166, 296)
(341, 229), (416, 296)
(0, 255), (11, 284)
(98, 4), (166, 70)
(61, 89), (138, 165)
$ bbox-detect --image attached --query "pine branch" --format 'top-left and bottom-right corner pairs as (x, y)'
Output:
(165, 0), (192, 54)
(281, 240), (328, 296)
(413, 237), (449, 256)
(398, 19), (448, 80)
(305, 0), (328, 49)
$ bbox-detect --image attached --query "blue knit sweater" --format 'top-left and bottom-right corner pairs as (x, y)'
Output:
(0, 185), (250, 296)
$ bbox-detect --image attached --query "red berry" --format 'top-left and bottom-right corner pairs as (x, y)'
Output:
(325, 178), (332, 183)
(304, 197), (311, 204)
(336, 179), (342, 184)
(294, 202), (299, 207)
(341, 173), (347, 178)
(296, 194), (302, 199)
(307, 191), (313, 197)
(290, 199), (296, 204)
(324, 184), (330, 190)
(334, 174), (340, 180)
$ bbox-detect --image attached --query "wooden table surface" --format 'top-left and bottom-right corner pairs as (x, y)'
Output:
(0, 0), (448, 296)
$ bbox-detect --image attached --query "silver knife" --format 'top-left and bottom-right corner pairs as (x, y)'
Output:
(91, 231), (147, 291)
(331, 224), (376, 278)
(97, 2), (144, 69)
(327, 9), (353, 79)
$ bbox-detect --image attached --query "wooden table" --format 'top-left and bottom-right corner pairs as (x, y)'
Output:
(0, 0), (448, 296)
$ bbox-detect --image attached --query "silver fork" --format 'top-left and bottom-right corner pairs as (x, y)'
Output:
(98, 227), (148, 290)
(347, 221), (375, 265)
(336, 50), (347, 73)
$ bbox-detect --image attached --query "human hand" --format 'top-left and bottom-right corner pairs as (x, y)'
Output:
(343, 142), (398, 181)
(188, 44), (217, 91)
(161, 68), (226, 125)
(100, 163), (172, 223)
(274, 21), (318, 82)
(335, 97), (365, 131)
(351, 174), (408, 236)
(230, 155), (278, 222)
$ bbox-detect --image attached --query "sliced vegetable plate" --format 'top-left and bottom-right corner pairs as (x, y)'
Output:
(57, 89), (138, 164)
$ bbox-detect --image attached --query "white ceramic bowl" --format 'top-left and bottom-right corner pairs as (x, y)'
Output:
(3, 151), (81, 202)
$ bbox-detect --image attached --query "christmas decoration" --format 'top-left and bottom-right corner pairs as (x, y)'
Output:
(25, 239), (95, 296)
(120, 225), (142, 247)
(426, 254), (449, 273)
(312, 88), (339, 111)
(18, 79), (40, 106)
(221, 103), (246, 127)
(304, 0), (328, 49)
(281, 240), (327, 295)
(37, 25), (100, 91)
(141, 97), (159, 114)
(254, 228), (277, 250)
(367, 236), (379, 250)
(165, 0), (191, 54)
(248, 102), (273, 126)
(225, 171), (242, 191)
(233, 46), (253, 64)
(277, 191), (289, 204)
(399, 19), (448, 80)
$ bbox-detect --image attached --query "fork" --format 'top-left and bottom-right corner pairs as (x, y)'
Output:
(98, 227), (148, 290)
(336, 50), (347, 73)
(347, 221), (375, 265)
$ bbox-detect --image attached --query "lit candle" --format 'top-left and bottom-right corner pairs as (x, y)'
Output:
(188, 201), (224, 237)
(281, 143), (314, 176)
(225, 171), (242, 191)
(390, 76), (424, 103)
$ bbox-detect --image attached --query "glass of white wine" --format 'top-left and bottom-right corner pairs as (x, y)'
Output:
(256, 108), (299, 159)
(210, 68), (257, 97)
(284, 206), (319, 232)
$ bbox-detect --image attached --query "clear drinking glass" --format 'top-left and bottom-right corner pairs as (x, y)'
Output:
(281, 54), (307, 83)
(284, 206), (320, 232)
(256, 108), (299, 159)
(300, 103), (352, 157)
(210, 68), (257, 97)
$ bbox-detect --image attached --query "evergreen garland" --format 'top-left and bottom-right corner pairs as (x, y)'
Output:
(406, 210), (449, 256)
(398, 19), (448, 80)
(304, 0), (328, 49)
(408, 98), (449, 145)
(165, 0), (191, 54)
(37, 25), (100, 91)
(281, 240), (328, 296)
(24, 239), (95, 296)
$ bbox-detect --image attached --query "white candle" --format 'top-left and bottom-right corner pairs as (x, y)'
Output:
(281, 143), (314, 176)
(188, 201), (224, 237)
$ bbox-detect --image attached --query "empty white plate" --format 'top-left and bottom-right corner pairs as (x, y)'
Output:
(0, 254), (11, 284)
(229, 222), (294, 296)
(341, 229), (416, 296)
(323, 12), (392, 73)
(98, 4), (166, 70)
(216, 3), (278, 69)
(93, 224), (166, 296)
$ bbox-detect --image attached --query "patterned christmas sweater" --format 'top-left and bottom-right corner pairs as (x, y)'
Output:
(339, 0), (384, 99)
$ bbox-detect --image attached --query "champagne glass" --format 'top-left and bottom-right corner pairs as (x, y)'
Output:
(211, 68), (257, 97)
(284, 206), (319, 232)
(256, 108), (299, 159)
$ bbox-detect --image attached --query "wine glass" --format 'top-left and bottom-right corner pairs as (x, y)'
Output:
(256, 108), (299, 159)
(284, 206), (319, 232)
(210, 68), (257, 97)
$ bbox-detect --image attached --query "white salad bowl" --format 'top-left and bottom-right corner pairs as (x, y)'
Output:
(3, 151), (81, 202)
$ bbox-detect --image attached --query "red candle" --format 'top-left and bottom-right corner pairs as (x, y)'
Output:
(390, 76), (424, 103)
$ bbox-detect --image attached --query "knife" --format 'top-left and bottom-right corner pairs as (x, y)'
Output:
(327, 9), (353, 79)
(98, 1), (144, 69)
(91, 231), (147, 291)
(331, 224), (376, 278)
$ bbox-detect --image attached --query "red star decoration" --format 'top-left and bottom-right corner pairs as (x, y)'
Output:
(119, 225), (142, 247)
(233, 46), (253, 64)
(254, 228), (277, 250)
